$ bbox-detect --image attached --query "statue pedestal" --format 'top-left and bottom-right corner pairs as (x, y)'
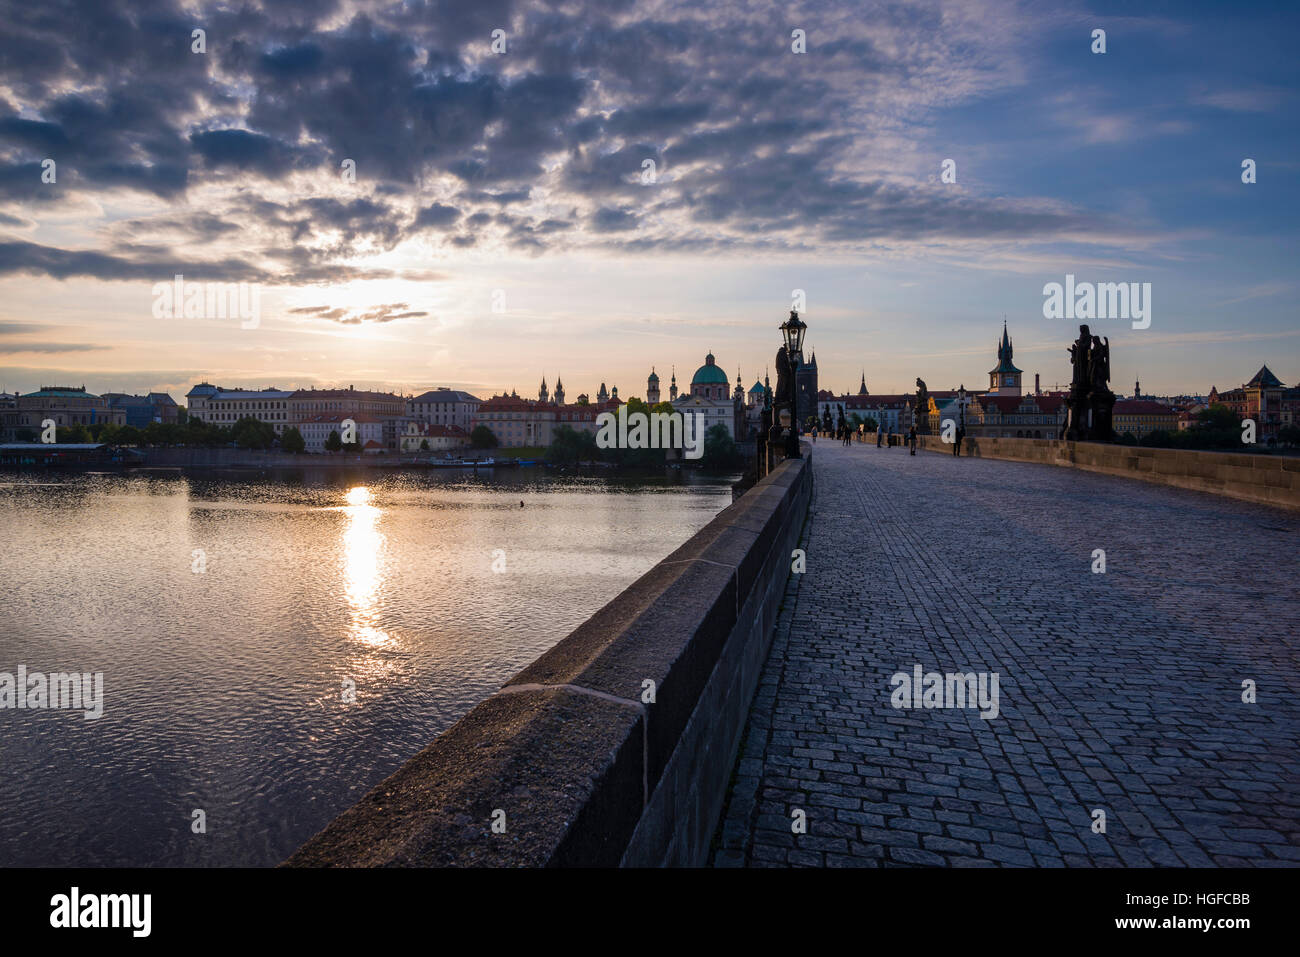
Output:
(1088, 390), (1116, 442)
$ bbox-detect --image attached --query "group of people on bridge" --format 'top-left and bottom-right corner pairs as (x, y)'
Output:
(810, 421), (967, 457)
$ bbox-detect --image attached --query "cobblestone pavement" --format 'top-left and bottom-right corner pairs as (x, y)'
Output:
(713, 442), (1300, 867)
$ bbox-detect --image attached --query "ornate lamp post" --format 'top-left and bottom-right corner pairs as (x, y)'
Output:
(779, 310), (807, 458)
(958, 384), (967, 432)
(781, 308), (807, 359)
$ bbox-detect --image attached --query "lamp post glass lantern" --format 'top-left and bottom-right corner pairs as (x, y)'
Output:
(958, 384), (967, 430)
(781, 310), (807, 360)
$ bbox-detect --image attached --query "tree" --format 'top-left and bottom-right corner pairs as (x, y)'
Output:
(546, 425), (585, 465)
(701, 423), (742, 470)
(471, 425), (498, 449)
(183, 416), (227, 448)
(56, 424), (92, 443)
(231, 416), (275, 450)
(177, 407), (188, 425)
(282, 426), (306, 454)
(324, 429), (343, 452)
(1171, 403), (1246, 450)
(419, 438), (430, 451)
(861, 416), (878, 432)
(115, 425), (144, 446)
(1278, 424), (1300, 447)
(144, 421), (184, 446)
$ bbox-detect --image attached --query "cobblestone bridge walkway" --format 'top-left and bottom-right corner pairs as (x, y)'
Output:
(713, 442), (1300, 867)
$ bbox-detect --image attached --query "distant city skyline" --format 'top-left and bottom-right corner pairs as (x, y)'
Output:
(2, 1), (1296, 402)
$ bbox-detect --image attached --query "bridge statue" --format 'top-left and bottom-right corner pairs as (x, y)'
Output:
(913, 377), (931, 434)
(1062, 324), (1115, 441)
(770, 344), (794, 450)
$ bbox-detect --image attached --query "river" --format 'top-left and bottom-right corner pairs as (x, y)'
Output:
(0, 466), (735, 866)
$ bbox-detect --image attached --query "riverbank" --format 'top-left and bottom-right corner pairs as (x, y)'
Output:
(0, 445), (745, 482)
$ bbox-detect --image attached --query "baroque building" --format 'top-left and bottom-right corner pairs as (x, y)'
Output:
(671, 352), (746, 441)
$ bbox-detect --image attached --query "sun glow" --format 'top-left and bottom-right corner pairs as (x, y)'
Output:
(341, 486), (396, 647)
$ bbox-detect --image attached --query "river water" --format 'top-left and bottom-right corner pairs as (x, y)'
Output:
(0, 467), (734, 866)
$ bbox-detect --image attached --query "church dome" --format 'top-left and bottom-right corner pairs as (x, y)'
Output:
(691, 353), (729, 386)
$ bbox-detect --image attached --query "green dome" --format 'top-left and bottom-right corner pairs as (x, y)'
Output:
(691, 353), (729, 386)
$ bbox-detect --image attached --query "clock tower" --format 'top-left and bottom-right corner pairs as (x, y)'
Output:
(987, 321), (1022, 396)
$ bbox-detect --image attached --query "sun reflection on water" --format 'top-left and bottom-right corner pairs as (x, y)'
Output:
(341, 486), (396, 648)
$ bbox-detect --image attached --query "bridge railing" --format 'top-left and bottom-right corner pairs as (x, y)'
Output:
(912, 433), (1299, 510)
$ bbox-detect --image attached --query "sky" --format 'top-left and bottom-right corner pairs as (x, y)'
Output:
(0, 0), (1296, 404)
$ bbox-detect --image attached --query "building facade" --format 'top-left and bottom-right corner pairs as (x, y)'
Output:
(966, 393), (1067, 438)
(672, 352), (745, 441)
(407, 388), (481, 432)
(399, 422), (469, 452)
(7, 387), (126, 439)
(185, 385), (293, 434)
(474, 394), (556, 448)
(1112, 399), (1179, 438)
(1209, 365), (1291, 440)
(101, 392), (179, 428)
(298, 412), (385, 452)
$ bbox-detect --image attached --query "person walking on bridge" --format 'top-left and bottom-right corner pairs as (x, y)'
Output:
(908, 425), (917, 455)
(876, 424), (883, 448)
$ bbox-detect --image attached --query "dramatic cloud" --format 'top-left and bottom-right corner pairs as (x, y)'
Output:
(0, 0), (1135, 283)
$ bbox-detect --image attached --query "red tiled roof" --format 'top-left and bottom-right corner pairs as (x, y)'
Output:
(478, 396), (536, 412)
(1113, 399), (1177, 415)
(292, 388), (403, 402)
(407, 423), (468, 437)
(300, 412), (384, 424)
(978, 394), (1065, 413)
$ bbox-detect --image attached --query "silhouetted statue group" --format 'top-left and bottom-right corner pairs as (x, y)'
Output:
(1062, 323), (1115, 441)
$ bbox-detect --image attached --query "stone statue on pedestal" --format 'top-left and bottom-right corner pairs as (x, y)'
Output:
(1062, 324), (1115, 442)
(913, 378), (931, 434)
(771, 344), (794, 448)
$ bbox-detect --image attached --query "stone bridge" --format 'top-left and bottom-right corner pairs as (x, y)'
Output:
(287, 438), (1298, 867)
(713, 441), (1300, 867)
